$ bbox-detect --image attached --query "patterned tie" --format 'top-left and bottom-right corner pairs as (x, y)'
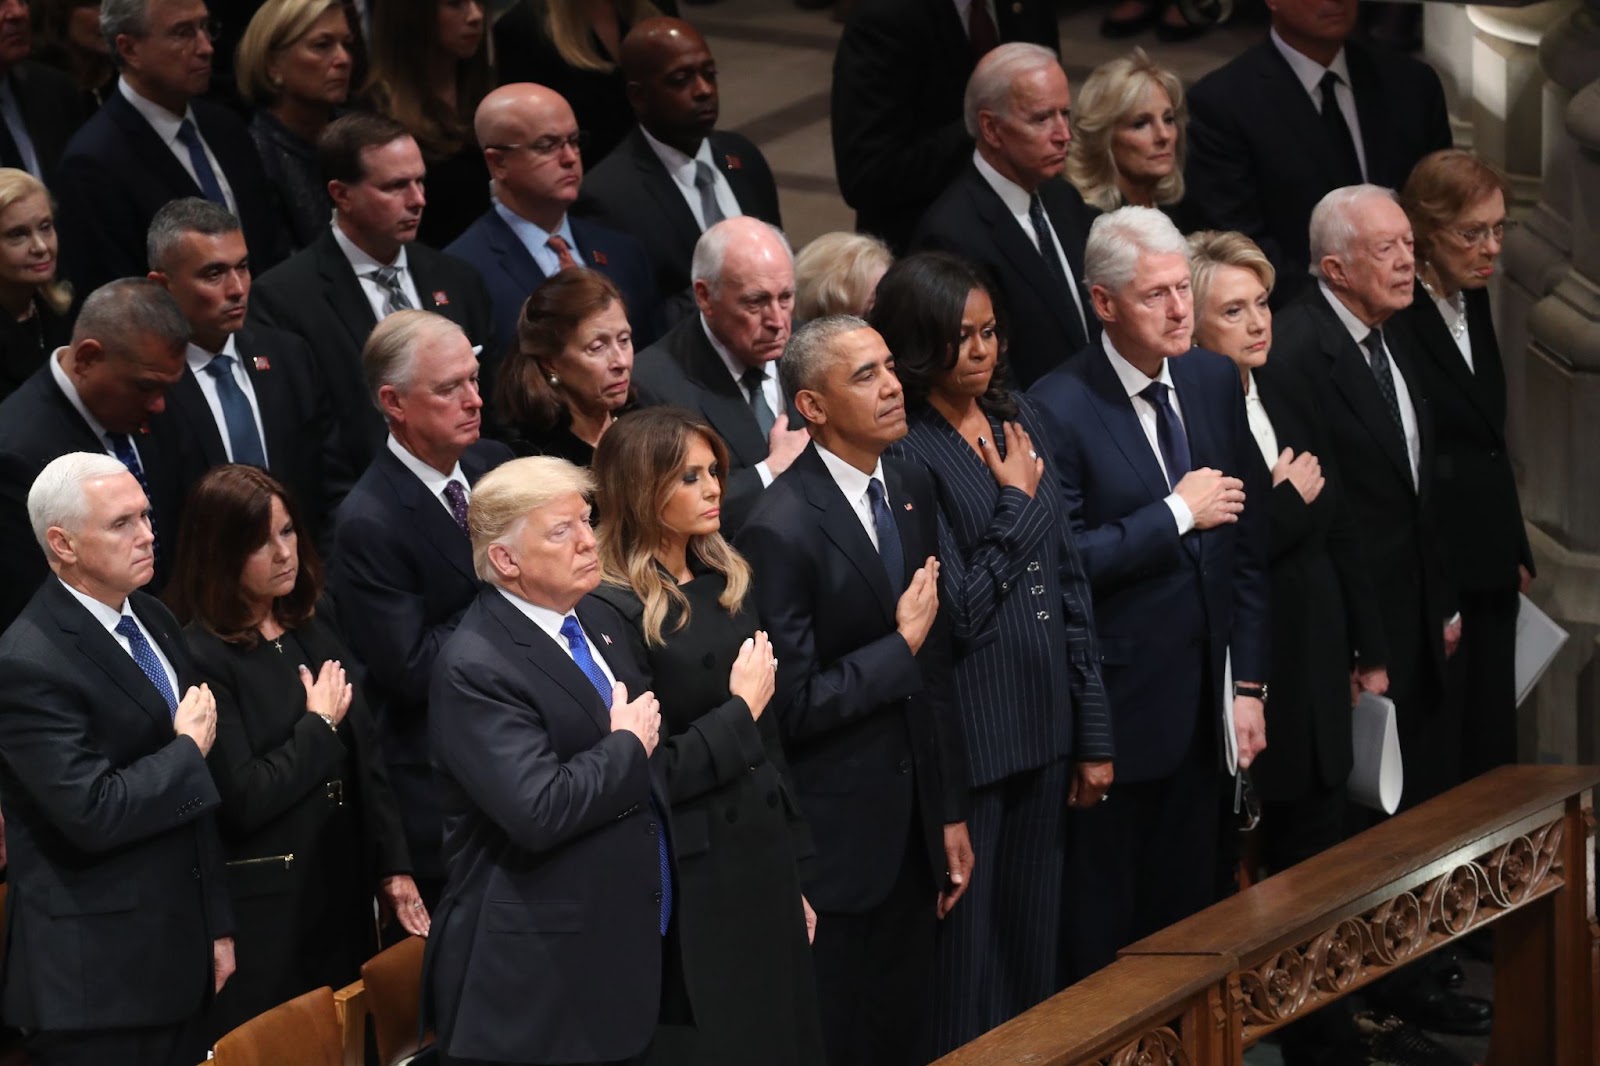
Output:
(1318, 71), (1362, 183)
(693, 161), (726, 231)
(105, 432), (159, 557)
(968, 0), (999, 55)
(369, 265), (412, 316)
(175, 119), (227, 206)
(1140, 381), (1191, 490)
(1028, 194), (1074, 302)
(442, 479), (469, 535)
(546, 234), (579, 272)
(203, 355), (267, 467)
(866, 478), (905, 595)
(559, 615), (673, 935)
(1362, 330), (1405, 435)
(115, 615), (177, 715)
(741, 366), (776, 437)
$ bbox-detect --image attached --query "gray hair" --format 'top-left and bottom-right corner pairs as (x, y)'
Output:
(469, 456), (595, 584)
(362, 309), (465, 412)
(1083, 205), (1191, 293)
(72, 278), (191, 354)
(1307, 184), (1400, 279)
(101, 0), (150, 64)
(689, 218), (794, 292)
(28, 452), (131, 555)
(778, 313), (869, 409)
(964, 42), (1061, 138)
(148, 198), (242, 272)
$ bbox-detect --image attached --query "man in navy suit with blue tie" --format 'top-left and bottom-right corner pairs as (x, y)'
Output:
(1029, 207), (1270, 981)
(447, 83), (659, 371)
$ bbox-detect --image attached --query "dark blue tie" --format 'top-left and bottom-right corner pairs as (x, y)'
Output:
(115, 615), (177, 715)
(203, 355), (267, 467)
(559, 615), (672, 935)
(866, 477), (905, 595)
(176, 119), (227, 206)
(1140, 381), (1191, 490)
(105, 432), (159, 557)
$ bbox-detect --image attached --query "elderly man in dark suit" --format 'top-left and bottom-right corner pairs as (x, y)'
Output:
(0, 451), (231, 1066)
(736, 315), (972, 1066)
(447, 83), (659, 361)
(52, 0), (285, 296)
(0, 0), (87, 185)
(327, 310), (512, 910)
(830, 0), (1059, 253)
(914, 43), (1097, 390)
(0, 279), (188, 633)
(144, 199), (350, 541)
(1185, 0), (1450, 304)
(632, 217), (810, 535)
(424, 454), (669, 1066)
(1027, 207), (1270, 982)
(576, 18), (782, 329)
(250, 113), (494, 475)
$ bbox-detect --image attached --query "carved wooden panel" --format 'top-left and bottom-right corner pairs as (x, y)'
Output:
(1098, 1024), (1189, 1065)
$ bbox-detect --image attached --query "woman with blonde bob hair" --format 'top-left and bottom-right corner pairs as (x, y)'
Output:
(0, 168), (74, 401)
(1066, 49), (1191, 224)
(591, 405), (826, 1066)
(794, 231), (893, 322)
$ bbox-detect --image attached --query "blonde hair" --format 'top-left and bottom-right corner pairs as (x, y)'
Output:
(0, 169), (72, 316)
(544, 0), (662, 73)
(795, 232), (893, 321)
(592, 408), (750, 647)
(1066, 49), (1187, 213)
(1186, 230), (1276, 320)
(469, 456), (595, 584)
(235, 0), (345, 106)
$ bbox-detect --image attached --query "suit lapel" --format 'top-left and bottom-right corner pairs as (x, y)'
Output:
(487, 592), (610, 736)
(375, 448), (477, 580)
(168, 369), (228, 465)
(630, 129), (703, 262)
(236, 329), (294, 469)
(1168, 355), (1215, 563)
(969, 170), (1085, 345)
(796, 447), (896, 624)
(882, 460), (920, 590)
(1406, 281), (1501, 435)
(1314, 295), (1413, 486)
(677, 325), (770, 464)
(315, 231), (378, 351)
(106, 92), (204, 199)
(1344, 43), (1390, 183)
(1084, 347), (1171, 503)
(486, 210), (549, 303)
(1253, 43), (1360, 187)
(47, 583), (176, 727)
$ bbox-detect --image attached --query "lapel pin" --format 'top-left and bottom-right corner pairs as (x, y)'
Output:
(432, 290), (450, 306)
(592, 250), (609, 265)
(253, 355), (271, 372)
(602, 633), (613, 645)
(903, 501), (914, 511)
(138, 422), (151, 435)
(725, 154), (742, 170)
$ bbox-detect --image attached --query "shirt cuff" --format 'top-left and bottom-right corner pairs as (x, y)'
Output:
(1164, 493), (1195, 536)
(756, 461), (775, 488)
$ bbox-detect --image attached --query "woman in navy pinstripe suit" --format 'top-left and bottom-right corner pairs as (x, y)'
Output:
(870, 253), (1115, 1056)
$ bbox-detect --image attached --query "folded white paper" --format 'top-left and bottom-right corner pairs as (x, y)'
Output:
(1515, 593), (1569, 707)
(1221, 649), (1237, 775)
(1349, 692), (1402, 814)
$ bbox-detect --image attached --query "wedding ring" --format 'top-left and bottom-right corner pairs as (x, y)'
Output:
(411, 902), (423, 910)
(1099, 793), (1110, 803)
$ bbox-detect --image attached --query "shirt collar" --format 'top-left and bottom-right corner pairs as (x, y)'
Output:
(117, 76), (195, 147)
(700, 315), (766, 391)
(814, 442), (886, 504)
(640, 124), (713, 185)
(1318, 279), (1377, 347)
(1270, 28), (1351, 99)
(48, 347), (111, 440)
(1244, 369), (1261, 402)
(331, 214), (408, 273)
(1102, 333), (1175, 399)
(493, 197), (576, 257)
(185, 332), (239, 374)
(58, 577), (129, 632)
(386, 433), (466, 497)
(971, 149), (1033, 216)
(494, 585), (579, 647)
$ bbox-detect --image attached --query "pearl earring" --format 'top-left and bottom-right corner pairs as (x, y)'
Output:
(548, 374), (560, 387)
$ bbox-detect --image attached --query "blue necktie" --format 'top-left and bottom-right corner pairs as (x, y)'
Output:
(866, 477), (905, 595)
(115, 615), (177, 715)
(1140, 381), (1191, 490)
(176, 119), (227, 206)
(203, 355), (267, 467)
(559, 615), (673, 935)
(105, 432), (159, 557)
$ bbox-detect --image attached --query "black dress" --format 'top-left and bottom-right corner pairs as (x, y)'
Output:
(186, 607), (412, 1039)
(249, 110), (333, 252)
(594, 568), (825, 1066)
(0, 298), (72, 403)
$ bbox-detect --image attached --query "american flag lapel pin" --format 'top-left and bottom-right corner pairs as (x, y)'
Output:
(725, 154), (742, 170)
(253, 355), (271, 372)
(433, 290), (450, 306)
(592, 250), (609, 265)
(903, 501), (914, 511)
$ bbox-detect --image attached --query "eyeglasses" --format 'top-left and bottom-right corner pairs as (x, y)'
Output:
(164, 16), (220, 45)
(1453, 221), (1512, 247)
(486, 132), (586, 159)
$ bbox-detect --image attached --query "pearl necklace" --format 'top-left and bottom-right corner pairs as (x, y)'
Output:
(1419, 276), (1467, 342)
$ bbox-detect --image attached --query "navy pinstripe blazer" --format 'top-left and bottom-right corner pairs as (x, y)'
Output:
(888, 396), (1112, 788)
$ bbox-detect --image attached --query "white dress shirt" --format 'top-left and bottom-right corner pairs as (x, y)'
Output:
(641, 127), (741, 232)
(496, 587), (619, 688)
(49, 348), (148, 469)
(387, 434), (469, 519)
(60, 579), (180, 700)
(187, 335), (270, 465)
(0, 76), (40, 178)
(1427, 284), (1473, 372)
(1243, 371), (1280, 472)
(494, 197), (582, 278)
(118, 78), (238, 212)
(815, 443), (887, 551)
(332, 219), (423, 321)
(1270, 29), (1369, 182)
(971, 150), (1090, 338)
(1320, 281), (1420, 488)
(703, 317), (782, 487)
(1103, 335), (1195, 534)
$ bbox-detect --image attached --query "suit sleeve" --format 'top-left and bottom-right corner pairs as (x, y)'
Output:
(1267, 480), (1315, 563)
(53, 153), (142, 296)
(0, 453), (49, 633)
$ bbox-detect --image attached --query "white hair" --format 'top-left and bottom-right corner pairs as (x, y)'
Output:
(28, 452), (130, 555)
(964, 42), (1061, 138)
(1083, 205), (1191, 293)
(689, 218), (794, 292)
(1307, 184), (1400, 279)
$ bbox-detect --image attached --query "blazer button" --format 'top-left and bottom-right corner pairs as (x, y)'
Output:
(1027, 560), (1041, 572)
(726, 808), (740, 824)
(1031, 585), (1046, 595)
(647, 821), (657, 835)
(1000, 581), (1010, 591)
(1036, 610), (1051, 621)
(766, 790), (779, 808)
(653, 890), (663, 903)
(191, 867), (201, 880)
(898, 759), (912, 774)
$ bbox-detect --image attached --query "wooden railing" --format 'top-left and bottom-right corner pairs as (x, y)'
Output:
(935, 764), (1600, 1066)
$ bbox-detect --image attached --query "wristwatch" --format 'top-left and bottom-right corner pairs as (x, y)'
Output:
(1233, 682), (1268, 703)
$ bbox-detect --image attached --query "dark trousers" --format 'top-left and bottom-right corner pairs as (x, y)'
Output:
(925, 760), (1068, 1058)
(811, 825), (935, 1066)
(1061, 710), (1220, 984)
(26, 1013), (208, 1066)
(1259, 778), (1349, 874)
(1458, 586), (1520, 780)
